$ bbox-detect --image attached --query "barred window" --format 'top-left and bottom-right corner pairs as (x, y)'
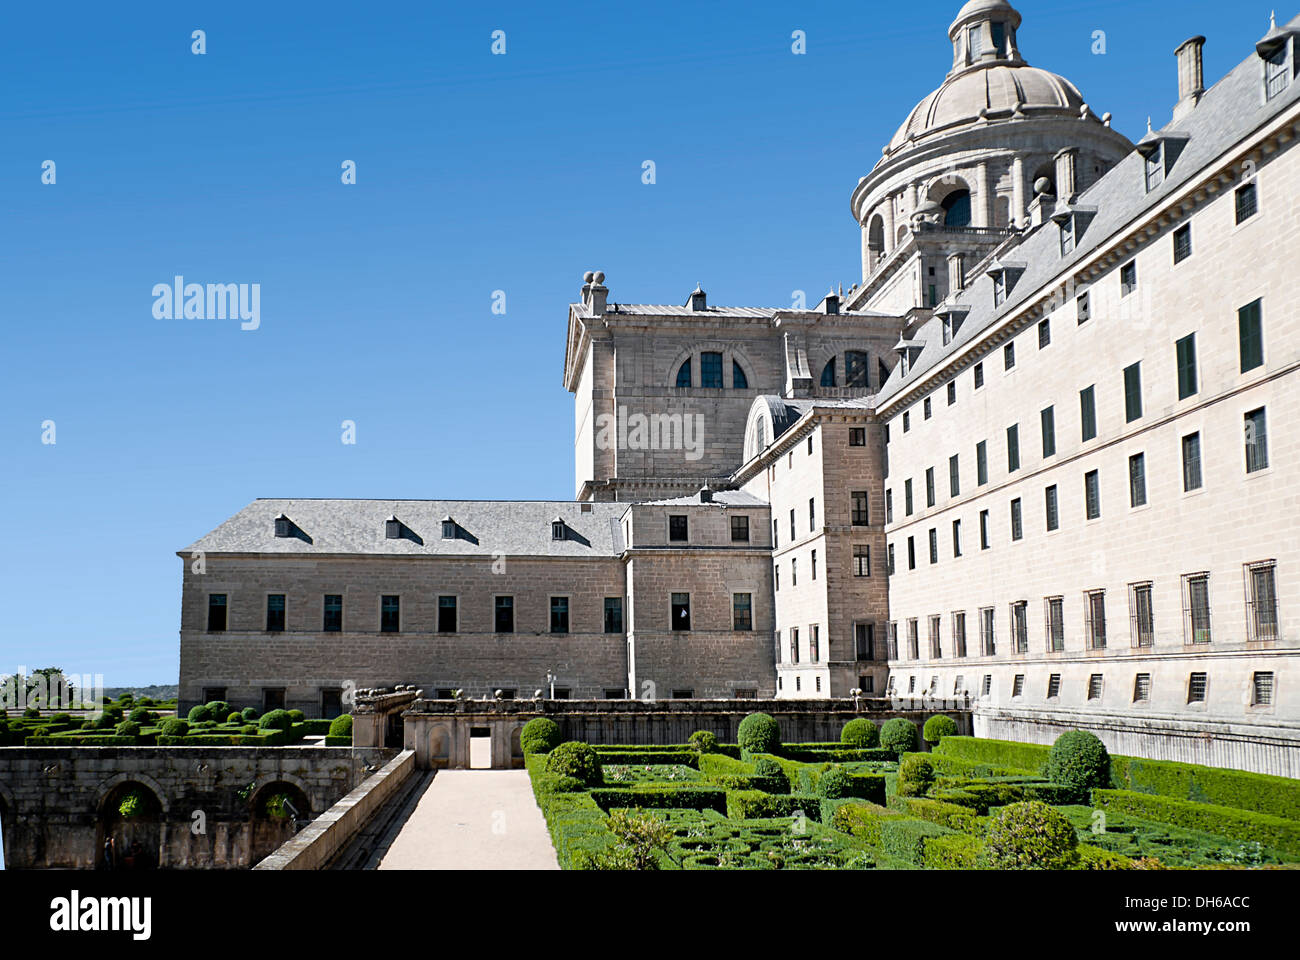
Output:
(1187, 672), (1207, 703)
(1129, 582), (1154, 648)
(1182, 573), (1211, 644)
(1133, 673), (1151, 702)
(929, 528), (938, 564)
(1087, 673), (1104, 700)
(851, 491), (869, 526)
(1045, 485), (1059, 532)
(1010, 498), (1023, 542)
(1252, 671), (1275, 705)
(1129, 452), (1147, 508)
(1120, 259), (1137, 296)
(907, 618), (920, 659)
(1047, 673), (1062, 699)
(1012, 674), (1025, 697)
(952, 611), (968, 658)
(1244, 561), (1279, 641)
(929, 615), (942, 659)
(853, 545), (870, 577)
(1245, 407), (1269, 473)
(700, 351), (723, 388)
(1235, 182), (1258, 223)
(981, 674), (992, 697)
(1046, 597), (1065, 651)
(1173, 224), (1192, 263)
(979, 606), (996, 656)
(888, 621), (899, 660)
(732, 593), (752, 631)
(1011, 601), (1028, 653)
(1182, 433), (1203, 491)
(1085, 590), (1106, 649)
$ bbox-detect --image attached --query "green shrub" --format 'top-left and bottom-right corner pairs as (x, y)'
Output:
(128, 707), (152, 724)
(23, 707), (40, 719)
(226, 712), (242, 724)
(187, 704), (213, 723)
(546, 741), (602, 786)
(160, 718), (188, 737)
(840, 718), (880, 748)
(264, 792), (294, 820)
(80, 720), (95, 731)
(981, 801), (1080, 869)
(932, 736), (1050, 774)
(520, 717), (562, 755)
(830, 802), (905, 845)
(737, 712), (781, 756)
(240, 725), (258, 736)
(725, 790), (816, 820)
(898, 755), (936, 797)
(287, 709), (306, 723)
(687, 730), (720, 754)
(118, 789), (146, 819)
(880, 718), (919, 755)
(114, 720), (141, 737)
(818, 765), (853, 799)
(241, 707), (259, 722)
(1109, 755), (1300, 820)
(1076, 843), (1137, 870)
(92, 712), (115, 730)
(50, 712), (72, 725)
(576, 808), (673, 870)
(258, 709), (293, 731)
(1044, 730), (1111, 798)
(923, 833), (984, 869)
(923, 714), (958, 744)
(752, 756), (783, 779)
(1093, 790), (1300, 856)
(880, 819), (954, 866)
(328, 714), (352, 738)
(205, 700), (230, 719)
(889, 794), (983, 833)
(536, 773), (587, 795)
(34, 725), (51, 737)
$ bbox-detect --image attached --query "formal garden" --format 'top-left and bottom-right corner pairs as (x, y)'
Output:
(522, 712), (1300, 870)
(0, 695), (353, 746)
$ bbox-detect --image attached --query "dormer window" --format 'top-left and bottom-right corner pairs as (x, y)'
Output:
(441, 517), (456, 539)
(993, 272), (1007, 306)
(1144, 144), (1164, 191)
(937, 305), (968, 346)
(988, 261), (1025, 308)
(1059, 216), (1075, 255)
(274, 514), (291, 538)
(551, 518), (566, 541)
(1265, 43), (1290, 99)
(385, 516), (402, 539)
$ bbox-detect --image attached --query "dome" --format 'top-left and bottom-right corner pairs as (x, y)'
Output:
(887, 63), (1086, 154)
(951, 0), (1020, 32)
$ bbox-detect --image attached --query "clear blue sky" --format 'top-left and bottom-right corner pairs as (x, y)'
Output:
(0, 0), (1277, 684)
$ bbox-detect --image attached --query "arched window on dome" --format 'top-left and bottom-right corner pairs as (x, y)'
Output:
(846, 351), (869, 388)
(942, 190), (971, 227)
(675, 359), (692, 388)
(867, 215), (885, 272)
(820, 358), (836, 387)
(732, 360), (748, 389)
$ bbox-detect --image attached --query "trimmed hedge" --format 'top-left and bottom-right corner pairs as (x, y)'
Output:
(328, 714), (352, 738)
(737, 713), (781, 755)
(888, 795), (983, 834)
(725, 790), (818, 820)
(923, 714), (958, 744)
(1093, 790), (1300, 856)
(922, 832), (984, 869)
(1044, 730), (1111, 795)
(590, 786), (726, 814)
(830, 802), (907, 846)
(932, 737), (1051, 775)
(1109, 755), (1300, 821)
(546, 741), (603, 785)
(840, 718), (880, 748)
(981, 801), (1080, 869)
(592, 749), (699, 767)
(24, 735), (138, 746)
(880, 818), (955, 866)
(880, 718), (919, 755)
(779, 746), (897, 763)
(521, 718), (561, 755)
(1076, 843), (1137, 870)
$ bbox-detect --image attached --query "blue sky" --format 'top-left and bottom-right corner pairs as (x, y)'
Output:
(0, 0), (1278, 684)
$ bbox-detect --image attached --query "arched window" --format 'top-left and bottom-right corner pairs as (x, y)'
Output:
(732, 360), (748, 389)
(820, 358), (836, 387)
(675, 359), (692, 388)
(846, 351), (869, 388)
(942, 190), (971, 227)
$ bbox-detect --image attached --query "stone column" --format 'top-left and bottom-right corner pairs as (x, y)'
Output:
(1055, 147), (1079, 203)
(975, 162), (991, 227)
(882, 195), (896, 254)
(1011, 155), (1025, 227)
(947, 252), (965, 294)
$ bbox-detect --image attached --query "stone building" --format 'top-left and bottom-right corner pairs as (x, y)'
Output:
(177, 1), (1300, 773)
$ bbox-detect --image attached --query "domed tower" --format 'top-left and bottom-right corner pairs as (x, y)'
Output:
(845, 0), (1133, 314)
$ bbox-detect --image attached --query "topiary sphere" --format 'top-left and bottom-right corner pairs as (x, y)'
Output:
(93, 712), (115, 730)
(923, 714), (958, 744)
(287, 709), (306, 723)
(1045, 730), (1111, 794)
(880, 717), (919, 755)
(520, 717), (562, 755)
(982, 801), (1080, 869)
(737, 712), (781, 755)
(128, 707), (152, 724)
(205, 700), (230, 718)
(51, 713), (72, 726)
(328, 714), (353, 738)
(818, 765), (854, 799)
(241, 707), (259, 721)
(897, 755), (936, 797)
(187, 704), (213, 723)
(226, 711), (243, 724)
(23, 707), (40, 719)
(544, 741), (602, 786)
(688, 730), (720, 754)
(258, 709), (293, 731)
(841, 718), (880, 748)
(114, 720), (141, 737)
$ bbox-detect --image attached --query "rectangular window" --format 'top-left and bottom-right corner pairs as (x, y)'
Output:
(1004, 341), (1016, 370)
(947, 381), (957, 406)
(790, 509), (796, 540)
(1077, 291), (1090, 324)
(323, 594), (343, 632)
(207, 594), (227, 632)
(906, 619), (919, 659)
(1184, 573), (1212, 644)
(924, 396), (932, 420)
(887, 544), (895, 576)
(1134, 673), (1151, 701)
(1245, 407), (1269, 473)
(700, 351), (723, 388)
(928, 528), (938, 564)
(1145, 146), (1163, 191)
(1265, 44), (1289, 98)
(1182, 433), (1203, 491)
(851, 491), (869, 525)
(1239, 299), (1264, 372)
(982, 675), (993, 697)
(885, 489), (894, 524)
(495, 596), (514, 633)
(1085, 469), (1101, 520)
(437, 595), (457, 633)
(1085, 590), (1107, 649)
(1013, 674), (1025, 697)
(792, 557), (798, 585)
(1176, 333), (1198, 399)
(979, 510), (990, 550)
(809, 498), (816, 531)
(266, 594), (285, 632)
(1047, 673), (1062, 698)
(904, 479), (914, 516)
(974, 362), (984, 389)
(1253, 672), (1274, 705)
(1080, 385), (1096, 441)
(1007, 424), (1020, 472)
(952, 518), (962, 557)
(907, 537), (916, 571)
(1046, 597), (1065, 651)
(1129, 452), (1147, 508)
(604, 597), (623, 633)
(1129, 582), (1154, 648)
(1041, 406), (1056, 457)
(949, 454), (960, 497)
(925, 468), (936, 508)
(732, 593), (753, 631)
(855, 623), (874, 660)
(731, 515), (750, 542)
(380, 595), (400, 633)
(1038, 318), (1051, 349)
(976, 440), (988, 485)
(853, 545), (870, 577)
(670, 593), (691, 631)
(887, 622), (898, 660)
(1124, 362), (1142, 422)
(1245, 561), (1279, 642)
(952, 612), (967, 657)
(1087, 674), (1104, 700)
(849, 427), (866, 446)
(993, 272), (1007, 306)
(1011, 601), (1028, 653)
(1120, 260), (1137, 297)
(1188, 672), (1207, 703)
(1010, 498), (1023, 541)
(1235, 181), (1258, 223)
(669, 515), (688, 542)
(929, 615), (942, 659)
(1172, 224), (1192, 263)
(979, 607), (996, 656)
(1045, 484), (1059, 531)
(551, 596), (570, 634)
(812, 549), (818, 580)
(773, 518), (779, 548)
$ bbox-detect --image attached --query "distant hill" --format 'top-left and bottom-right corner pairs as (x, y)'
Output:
(104, 684), (178, 700)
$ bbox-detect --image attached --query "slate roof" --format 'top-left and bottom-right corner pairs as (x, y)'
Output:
(875, 15), (1300, 407)
(182, 499), (628, 557)
(757, 396), (875, 442)
(640, 490), (769, 507)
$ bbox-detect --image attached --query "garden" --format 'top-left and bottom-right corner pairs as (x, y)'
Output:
(0, 695), (353, 746)
(522, 712), (1300, 870)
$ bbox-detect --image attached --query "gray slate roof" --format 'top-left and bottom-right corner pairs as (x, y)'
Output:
(182, 499), (628, 557)
(640, 490), (769, 507)
(755, 395), (875, 443)
(875, 15), (1300, 406)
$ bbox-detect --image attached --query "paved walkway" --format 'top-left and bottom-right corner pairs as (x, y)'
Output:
(377, 770), (558, 870)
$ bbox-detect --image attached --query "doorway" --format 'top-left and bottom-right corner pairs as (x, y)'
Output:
(469, 727), (492, 769)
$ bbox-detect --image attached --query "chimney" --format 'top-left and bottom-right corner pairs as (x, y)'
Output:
(698, 486), (714, 503)
(687, 283), (707, 311)
(1054, 147), (1079, 204)
(585, 270), (607, 314)
(947, 252), (965, 293)
(819, 289), (840, 314)
(1173, 36), (1206, 122)
(1028, 178), (1056, 226)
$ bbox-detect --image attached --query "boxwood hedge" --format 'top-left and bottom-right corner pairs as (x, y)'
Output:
(1093, 789), (1300, 856)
